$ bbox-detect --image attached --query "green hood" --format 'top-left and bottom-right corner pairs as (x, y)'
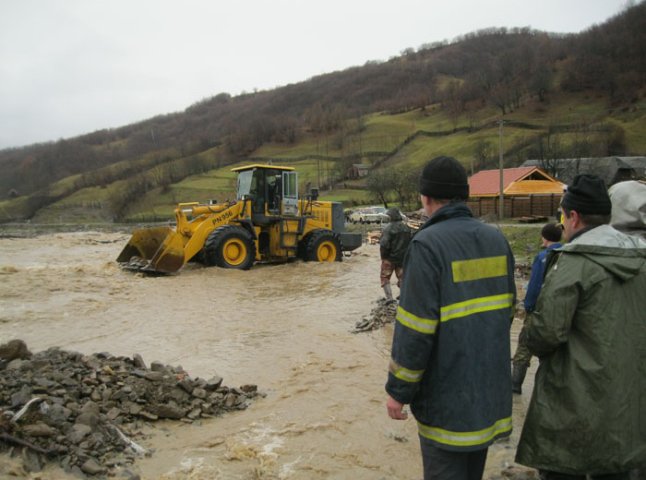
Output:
(559, 225), (646, 282)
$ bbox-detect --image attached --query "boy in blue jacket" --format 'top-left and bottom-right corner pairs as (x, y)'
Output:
(512, 223), (562, 394)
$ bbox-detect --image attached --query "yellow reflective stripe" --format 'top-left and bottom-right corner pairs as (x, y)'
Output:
(396, 305), (438, 335)
(418, 417), (512, 447)
(452, 255), (508, 283)
(440, 293), (513, 322)
(389, 359), (424, 383)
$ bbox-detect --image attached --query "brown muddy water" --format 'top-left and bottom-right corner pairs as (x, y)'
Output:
(0, 231), (535, 479)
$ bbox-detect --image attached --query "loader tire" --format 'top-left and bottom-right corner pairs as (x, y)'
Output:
(304, 229), (342, 262)
(204, 225), (255, 270)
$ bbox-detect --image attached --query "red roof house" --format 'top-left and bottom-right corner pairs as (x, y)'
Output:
(468, 167), (565, 197)
(467, 167), (565, 218)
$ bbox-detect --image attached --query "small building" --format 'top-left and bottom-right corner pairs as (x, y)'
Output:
(467, 167), (565, 218)
(346, 164), (371, 180)
(522, 156), (646, 186)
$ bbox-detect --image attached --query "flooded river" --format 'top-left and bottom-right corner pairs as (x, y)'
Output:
(0, 231), (534, 479)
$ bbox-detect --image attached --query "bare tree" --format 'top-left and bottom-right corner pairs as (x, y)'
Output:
(442, 80), (466, 131)
(366, 169), (395, 208)
(473, 140), (494, 171)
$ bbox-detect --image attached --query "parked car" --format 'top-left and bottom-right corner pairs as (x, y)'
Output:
(348, 206), (389, 224)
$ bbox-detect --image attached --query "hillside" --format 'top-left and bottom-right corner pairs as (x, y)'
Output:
(0, 1), (645, 223)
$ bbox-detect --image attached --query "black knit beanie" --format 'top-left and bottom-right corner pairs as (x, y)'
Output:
(419, 156), (469, 200)
(561, 174), (611, 215)
(386, 207), (402, 221)
(541, 223), (562, 243)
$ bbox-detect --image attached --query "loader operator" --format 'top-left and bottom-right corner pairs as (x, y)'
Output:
(385, 156), (516, 480)
(379, 208), (412, 301)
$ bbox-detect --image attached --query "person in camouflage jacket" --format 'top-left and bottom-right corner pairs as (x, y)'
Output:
(379, 207), (412, 300)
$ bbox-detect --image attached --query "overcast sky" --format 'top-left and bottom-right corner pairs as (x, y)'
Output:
(0, 0), (631, 149)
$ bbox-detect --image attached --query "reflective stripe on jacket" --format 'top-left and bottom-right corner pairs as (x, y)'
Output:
(385, 202), (516, 451)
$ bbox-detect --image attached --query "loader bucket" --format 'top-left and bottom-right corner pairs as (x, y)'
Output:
(116, 226), (187, 274)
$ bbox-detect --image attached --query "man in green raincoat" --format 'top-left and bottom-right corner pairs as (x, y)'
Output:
(515, 174), (646, 479)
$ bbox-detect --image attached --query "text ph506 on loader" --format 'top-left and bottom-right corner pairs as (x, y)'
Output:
(116, 164), (362, 274)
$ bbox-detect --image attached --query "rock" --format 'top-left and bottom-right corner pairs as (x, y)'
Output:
(102, 387), (113, 402)
(177, 377), (196, 393)
(152, 403), (186, 420)
(192, 387), (207, 399)
(132, 354), (147, 370)
(501, 465), (540, 480)
(0, 339), (32, 361)
(10, 385), (32, 407)
(224, 393), (238, 408)
(187, 408), (201, 420)
(33, 376), (56, 389)
(76, 401), (100, 427)
(205, 376), (223, 391)
(7, 358), (27, 370)
(107, 407), (121, 420)
(21, 448), (43, 473)
(240, 384), (257, 394)
(90, 388), (102, 402)
(149, 361), (165, 372)
(46, 404), (73, 426)
(60, 455), (73, 472)
(68, 424), (92, 443)
(143, 371), (164, 382)
(137, 410), (158, 421)
(81, 458), (106, 475)
(22, 422), (57, 437)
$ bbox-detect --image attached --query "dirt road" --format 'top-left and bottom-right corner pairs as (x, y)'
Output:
(0, 231), (534, 479)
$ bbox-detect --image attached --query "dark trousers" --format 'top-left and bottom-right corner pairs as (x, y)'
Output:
(540, 470), (632, 480)
(419, 439), (488, 480)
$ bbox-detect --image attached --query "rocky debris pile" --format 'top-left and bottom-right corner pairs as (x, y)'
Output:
(0, 340), (261, 478)
(352, 298), (398, 333)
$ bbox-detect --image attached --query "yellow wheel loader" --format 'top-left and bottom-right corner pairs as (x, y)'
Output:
(116, 164), (362, 274)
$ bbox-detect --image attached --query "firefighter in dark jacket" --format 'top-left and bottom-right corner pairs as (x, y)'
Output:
(379, 207), (412, 300)
(385, 156), (516, 480)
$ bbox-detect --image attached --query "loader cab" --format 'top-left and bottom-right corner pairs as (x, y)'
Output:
(234, 165), (298, 223)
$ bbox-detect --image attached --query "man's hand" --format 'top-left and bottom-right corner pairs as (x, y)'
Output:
(386, 395), (408, 420)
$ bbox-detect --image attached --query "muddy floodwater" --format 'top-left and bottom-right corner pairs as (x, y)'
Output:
(0, 231), (534, 479)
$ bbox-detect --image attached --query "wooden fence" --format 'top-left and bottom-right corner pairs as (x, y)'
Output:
(466, 194), (562, 219)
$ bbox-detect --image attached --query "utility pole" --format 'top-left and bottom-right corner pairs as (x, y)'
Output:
(498, 119), (504, 220)
(316, 137), (321, 189)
